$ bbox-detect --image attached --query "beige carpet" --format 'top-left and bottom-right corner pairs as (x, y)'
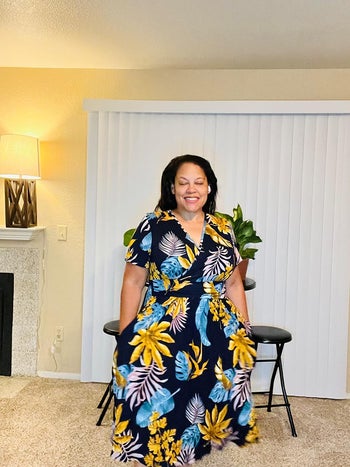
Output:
(0, 376), (349, 467)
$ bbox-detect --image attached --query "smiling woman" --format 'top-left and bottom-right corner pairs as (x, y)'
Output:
(111, 154), (257, 465)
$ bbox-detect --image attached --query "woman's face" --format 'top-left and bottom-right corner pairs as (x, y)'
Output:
(172, 162), (209, 214)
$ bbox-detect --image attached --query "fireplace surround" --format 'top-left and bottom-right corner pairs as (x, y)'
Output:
(0, 227), (45, 375)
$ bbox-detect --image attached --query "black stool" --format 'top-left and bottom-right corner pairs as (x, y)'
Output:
(96, 319), (120, 426)
(251, 325), (297, 437)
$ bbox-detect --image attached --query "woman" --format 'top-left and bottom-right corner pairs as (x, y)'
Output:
(111, 155), (258, 466)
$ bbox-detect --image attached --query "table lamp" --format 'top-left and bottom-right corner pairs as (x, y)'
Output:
(0, 134), (41, 228)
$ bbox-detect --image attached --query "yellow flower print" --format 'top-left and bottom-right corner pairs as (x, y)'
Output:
(164, 296), (188, 318)
(163, 296), (189, 333)
(136, 296), (156, 323)
(216, 264), (234, 281)
(209, 215), (232, 235)
(205, 223), (232, 248)
(198, 404), (232, 446)
(162, 428), (176, 448)
(145, 416), (181, 466)
(187, 341), (209, 379)
(160, 210), (174, 222)
(214, 357), (233, 390)
(178, 244), (197, 269)
(159, 272), (171, 291)
(203, 281), (220, 298)
(125, 248), (133, 261)
(129, 321), (175, 369)
(144, 453), (155, 466)
(171, 279), (191, 292)
(148, 413), (167, 435)
(246, 408), (259, 443)
(209, 299), (231, 326)
(229, 328), (257, 369)
(149, 262), (160, 280)
(148, 433), (162, 455)
(165, 440), (182, 464)
(112, 404), (132, 449)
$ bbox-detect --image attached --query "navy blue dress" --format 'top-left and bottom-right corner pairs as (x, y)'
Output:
(111, 210), (258, 465)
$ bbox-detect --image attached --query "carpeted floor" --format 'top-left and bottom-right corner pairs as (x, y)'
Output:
(0, 376), (349, 467)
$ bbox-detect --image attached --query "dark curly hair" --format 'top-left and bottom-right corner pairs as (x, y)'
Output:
(157, 155), (218, 214)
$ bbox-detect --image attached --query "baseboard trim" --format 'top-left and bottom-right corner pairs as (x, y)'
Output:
(37, 371), (81, 380)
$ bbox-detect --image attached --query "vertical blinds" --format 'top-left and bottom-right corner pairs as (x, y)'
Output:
(81, 102), (350, 398)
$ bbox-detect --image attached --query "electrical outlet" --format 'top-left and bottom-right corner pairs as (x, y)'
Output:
(55, 326), (64, 342)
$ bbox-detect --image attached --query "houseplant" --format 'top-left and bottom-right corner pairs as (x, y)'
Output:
(215, 204), (262, 280)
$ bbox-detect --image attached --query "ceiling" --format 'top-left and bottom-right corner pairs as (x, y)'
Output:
(1, 0), (350, 70)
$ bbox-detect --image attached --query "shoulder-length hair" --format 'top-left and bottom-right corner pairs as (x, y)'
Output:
(157, 154), (218, 214)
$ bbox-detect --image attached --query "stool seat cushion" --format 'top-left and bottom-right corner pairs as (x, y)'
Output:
(103, 320), (120, 336)
(251, 325), (292, 344)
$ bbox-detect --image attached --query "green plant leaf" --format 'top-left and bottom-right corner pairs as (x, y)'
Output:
(123, 228), (136, 247)
(216, 204), (262, 259)
(233, 204), (243, 223)
(240, 247), (258, 260)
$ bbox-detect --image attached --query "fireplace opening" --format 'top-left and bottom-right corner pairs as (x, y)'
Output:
(0, 272), (14, 376)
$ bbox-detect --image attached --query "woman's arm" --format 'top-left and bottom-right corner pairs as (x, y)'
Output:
(119, 262), (148, 333)
(225, 266), (250, 324)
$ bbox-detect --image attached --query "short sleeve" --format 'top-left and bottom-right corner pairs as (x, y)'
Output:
(125, 214), (152, 269)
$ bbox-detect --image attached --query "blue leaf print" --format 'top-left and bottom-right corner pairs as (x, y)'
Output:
(160, 256), (183, 279)
(145, 212), (157, 221)
(209, 369), (235, 403)
(181, 425), (201, 448)
(152, 279), (167, 292)
(112, 364), (133, 399)
(141, 286), (152, 307)
(238, 399), (252, 426)
(136, 388), (176, 428)
(133, 303), (165, 332)
(224, 314), (240, 338)
(175, 351), (190, 381)
(140, 232), (152, 251)
(195, 296), (211, 346)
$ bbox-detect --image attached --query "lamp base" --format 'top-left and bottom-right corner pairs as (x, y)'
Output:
(4, 179), (37, 228)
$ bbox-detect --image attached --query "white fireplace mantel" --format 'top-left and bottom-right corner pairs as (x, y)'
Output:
(0, 226), (45, 241)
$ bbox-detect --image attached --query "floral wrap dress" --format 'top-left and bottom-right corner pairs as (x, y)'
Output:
(111, 210), (258, 466)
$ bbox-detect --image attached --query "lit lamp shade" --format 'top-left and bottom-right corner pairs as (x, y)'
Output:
(0, 134), (41, 228)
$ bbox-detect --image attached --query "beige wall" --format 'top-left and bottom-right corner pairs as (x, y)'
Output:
(0, 68), (349, 390)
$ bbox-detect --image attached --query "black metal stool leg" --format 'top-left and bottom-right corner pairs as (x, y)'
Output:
(97, 379), (112, 409)
(267, 343), (284, 411)
(96, 320), (120, 426)
(277, 353), (297, 437)
(253, 340), (297, 437)
(96, 385), (114, 426)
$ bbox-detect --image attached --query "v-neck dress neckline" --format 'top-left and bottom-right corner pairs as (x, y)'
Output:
(169, 210), (207, 249)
